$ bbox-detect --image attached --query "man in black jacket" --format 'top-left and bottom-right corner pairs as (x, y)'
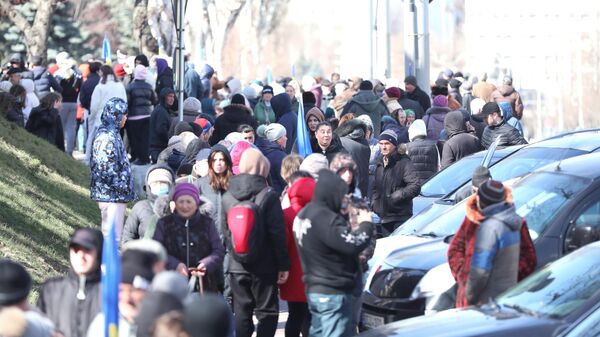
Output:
(314, 121), (347, 163)
(479, 102), (527, 149)
(294, 169), (374, 337)
(335, 119), (370, 197)
(31, 55), (62, 98)
(404, 75), (431, 112)
(38, 228), (103, 337)
(440, 110), (481, 170)
(126, 65), (158, 164)
(149, 88), (176, 163)
(223, 148), (290, 337)
(373, 130), (421, 234)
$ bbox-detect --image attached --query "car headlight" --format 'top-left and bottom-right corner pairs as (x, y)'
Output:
(409, 263), (456, 311)
(369, 267), (426, 299)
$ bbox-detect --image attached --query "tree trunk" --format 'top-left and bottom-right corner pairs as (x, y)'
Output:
(134, 0), (159, 57)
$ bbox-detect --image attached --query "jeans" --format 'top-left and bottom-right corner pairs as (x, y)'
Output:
(59, 102), (78, 154)
(307, 293), (353, 337)
(230, 273), (279, 337)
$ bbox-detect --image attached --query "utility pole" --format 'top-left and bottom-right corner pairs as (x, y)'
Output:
(174, 0), (186, 122)
(405, 0), (430, 94)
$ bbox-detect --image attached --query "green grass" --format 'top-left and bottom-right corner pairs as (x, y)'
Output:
(0, 119), (100, 301)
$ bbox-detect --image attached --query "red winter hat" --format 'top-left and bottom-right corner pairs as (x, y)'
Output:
(114, 64), (127, 77)
(385, 87), (401, 99)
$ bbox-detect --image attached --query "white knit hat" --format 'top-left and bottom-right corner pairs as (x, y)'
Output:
(408, 119), (427, 141)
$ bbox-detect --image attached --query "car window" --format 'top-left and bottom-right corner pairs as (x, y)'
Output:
(489, 147), (585, 183)
(560, 303), (600, 337)
(421, 156), (483, 197)
(497, 245), (600, 320)
(514, 172), (589, 239)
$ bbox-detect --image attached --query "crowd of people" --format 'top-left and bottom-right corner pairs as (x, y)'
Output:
(0, 51), (533, 337)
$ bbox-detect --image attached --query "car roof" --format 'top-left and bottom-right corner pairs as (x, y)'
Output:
(529, 129), (600, 152)
(535, 152), (600, 180)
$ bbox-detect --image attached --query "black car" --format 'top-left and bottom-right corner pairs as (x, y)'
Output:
(358, 241), (600, 337)
(361, 152), (600, 330)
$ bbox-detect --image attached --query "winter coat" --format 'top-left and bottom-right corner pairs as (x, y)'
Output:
(257, 141), (287, 194)
(209, 104), (257, 145)
(480, 120), (528, 149)
(89, 98), (136, 203)
(295, 170), (373, 294)
(406, 86), (431, 112)
(184, 63), (203, 100)
(79, 73), (100, 111)
(196, 178), (224, 240)
(341, 90), (389, 136)
(222, 174), (290, 277)
(491, 85), (524, 119)
(440, 111), (481, 170)
(406, 137), (439, 185)
(149, 88), (176, 154)
(121, 164), (174, 243)
(398, 96), (425, 119)
(32, 66), (62, 98)
(254, 100), (276, 125)
(423, 106), (451, 141)
(56, 67), (83, 102)
(153, 210), (225, 291)
(373, 152), (421, 224)
(199, 64), (214, 99)
(448, 191), (537, 308)
(316, 133), (347, 163)
(38, 235), (103, 337)
(87, 78), (128, 163)
(336, 119), (371, 197)
(25, 106), (65, 151)
(280, 177), (315, 302)
(272, 93), (298, 153)
(470, 115), (486, 141)
(126, 79), (157, 118)
(155, 60), (174, 97)
(472, 81), (496, 102)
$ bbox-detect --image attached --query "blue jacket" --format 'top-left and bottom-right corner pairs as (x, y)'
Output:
(90, 98), (136, 203)
(258, 140), (287, 194)
(184, 64), (203, 100)
(271, 93), (297, 154)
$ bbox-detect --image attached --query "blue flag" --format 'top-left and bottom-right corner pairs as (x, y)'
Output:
(267, 66), (273, 85)
(102, 34), (112, 65)
(101, 206), (120, 337)
(296, 95), (313, 158)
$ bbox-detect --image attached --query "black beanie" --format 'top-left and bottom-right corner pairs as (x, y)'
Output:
(478, 180), (506, 208)
(0, 259), (31, 306)
(231, 93), (246, 105)
(174, 121), (194, 135)
(480, 102), (500, 117)
(472, 166), (491, 188)
(359, 80), (373, 91)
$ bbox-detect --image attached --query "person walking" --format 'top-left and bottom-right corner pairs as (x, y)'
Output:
(294, 169), (374, 337)
(372, 130), (421, 234)
(126, 65), (158, 164)
(90, 97), (135, 241)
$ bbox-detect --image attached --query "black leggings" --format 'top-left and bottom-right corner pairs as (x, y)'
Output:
(286, 301), (311, 337)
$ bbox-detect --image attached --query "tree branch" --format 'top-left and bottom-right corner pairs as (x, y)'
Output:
(0, 0), (32, 34)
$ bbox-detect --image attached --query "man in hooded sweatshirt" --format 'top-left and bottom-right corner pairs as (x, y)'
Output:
(271, 92), (298, 154)
(294, 169), (374, 337)
(149, 88), (176, 163)
(340, 80), (388, 136)
(38, 228), (104, 337)
(222, 148), (290, 337)
(440, 110), (481, 170)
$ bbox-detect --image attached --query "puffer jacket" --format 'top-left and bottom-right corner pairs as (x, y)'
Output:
(480, 120), (528, 149)
(25, 106), (65, 151)
(440, 111), (481, 170)
(153, 210), (225, 291)
(121, 164), (175, 243)
(126, 79), (157, 118)
(422, 106), (451, 141)
(38, 231), (103, 337)
(448, 191), (537, 308)
(89, 98), (136, 203)
(373, 152), (421, 224)
(32, 66), (62, 98)
(406, 137), (439, 185)
(341, 90), (389, 136)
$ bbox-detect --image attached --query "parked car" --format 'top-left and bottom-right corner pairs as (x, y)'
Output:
(361, 152), (600, 330)
(358, 241), (600, 337)
(370, 129), (600, 273)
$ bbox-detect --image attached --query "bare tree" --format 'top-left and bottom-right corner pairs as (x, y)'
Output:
(147, 0), (176, 56)
(249, 0), (290, 66)
(133, 0), (159, 57)
(0, 0), (65, 64)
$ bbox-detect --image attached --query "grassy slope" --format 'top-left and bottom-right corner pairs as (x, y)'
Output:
(0, 119), (100, 298)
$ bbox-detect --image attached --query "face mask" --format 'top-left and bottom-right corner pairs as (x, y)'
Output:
(151, 184), (170, 196)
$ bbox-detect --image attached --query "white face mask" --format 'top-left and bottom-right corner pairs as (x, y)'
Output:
(150, 183), (170, 196)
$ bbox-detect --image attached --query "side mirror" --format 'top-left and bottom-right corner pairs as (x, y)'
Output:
(565, 225), (600, 253)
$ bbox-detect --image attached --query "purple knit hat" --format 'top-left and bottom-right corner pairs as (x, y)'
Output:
(432, 95), (448, 107)
(172, 183), (200, 205)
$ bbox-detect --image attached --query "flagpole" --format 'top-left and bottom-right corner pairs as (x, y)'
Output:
(102, 205), (120, 337)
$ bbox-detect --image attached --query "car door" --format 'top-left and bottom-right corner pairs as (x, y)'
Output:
(563, 188), (600, 254)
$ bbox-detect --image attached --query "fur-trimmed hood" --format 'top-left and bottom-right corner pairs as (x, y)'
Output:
(335, 119), (367, 140)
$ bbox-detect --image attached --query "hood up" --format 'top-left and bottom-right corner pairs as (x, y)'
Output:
(444, 110), (467, 138)
(312, 169), (348, 212)
(351, 90), (385, 111)
(100, 97), (127, 130)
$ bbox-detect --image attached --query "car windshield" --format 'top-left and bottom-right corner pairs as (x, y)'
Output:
(420, 155), (489, 197)
(497, 244), (600, 320)
(397, 171), (589, 238)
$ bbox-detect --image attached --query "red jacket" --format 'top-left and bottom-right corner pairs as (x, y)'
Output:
(447, 188), (537, 308)
(279, 177), (316, 302)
